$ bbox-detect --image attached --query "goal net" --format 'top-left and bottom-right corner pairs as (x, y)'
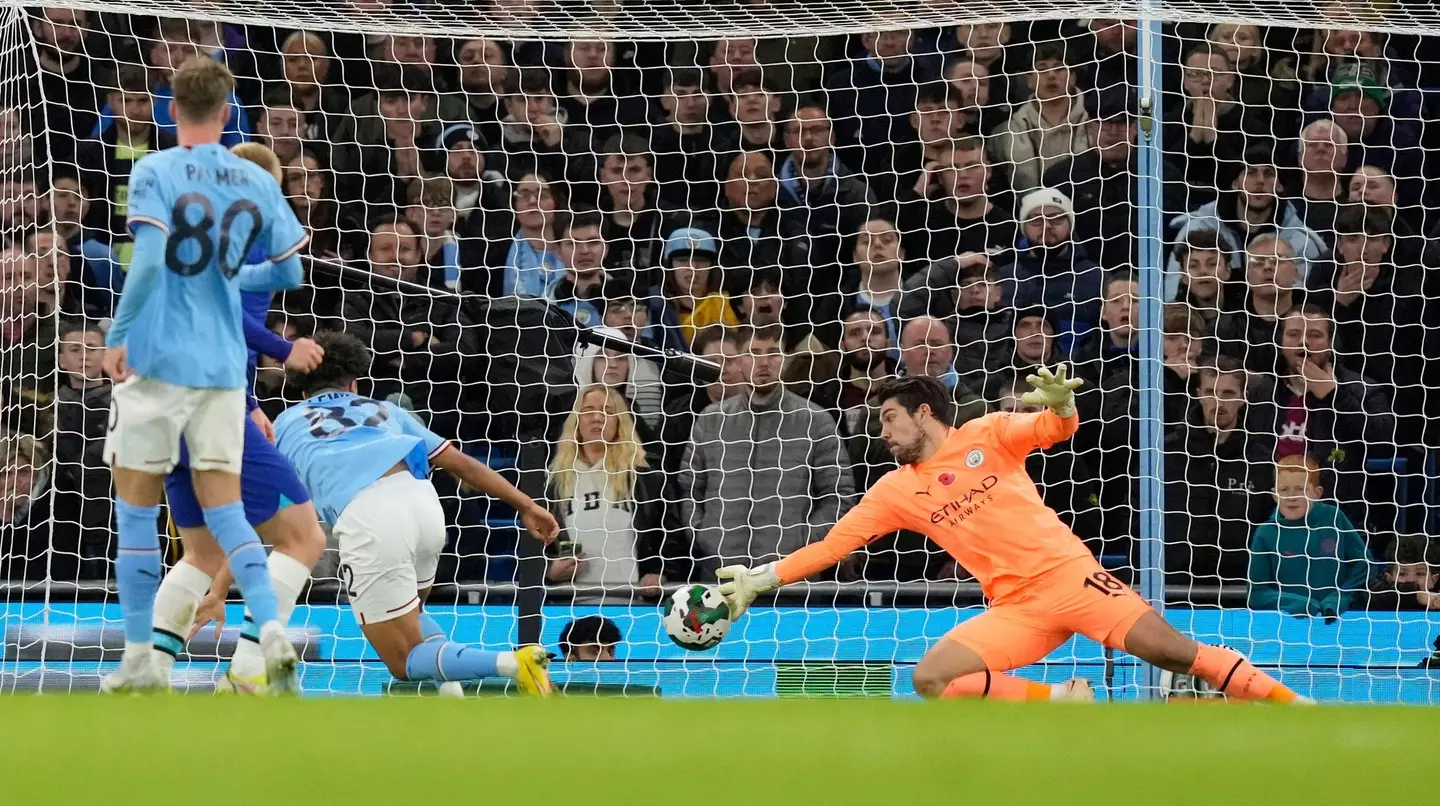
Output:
(3, 0), (1438, 700)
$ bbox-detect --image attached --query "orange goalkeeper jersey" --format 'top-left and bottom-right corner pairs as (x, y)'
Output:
(775, 410), (1093, 603)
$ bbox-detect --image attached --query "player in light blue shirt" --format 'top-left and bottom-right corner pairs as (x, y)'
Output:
(274, 331), (559, 694)
(100, 58), (307, 694)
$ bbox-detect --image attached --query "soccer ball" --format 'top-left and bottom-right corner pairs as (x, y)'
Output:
(1158, 669), (1215, 700)
(662, 585), (733, 651)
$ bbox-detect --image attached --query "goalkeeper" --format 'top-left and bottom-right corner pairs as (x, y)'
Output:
(719, 367), (1311, 703)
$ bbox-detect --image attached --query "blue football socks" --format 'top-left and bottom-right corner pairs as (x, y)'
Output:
(202, 502), (279, 627)
(114, 501), (163, 644)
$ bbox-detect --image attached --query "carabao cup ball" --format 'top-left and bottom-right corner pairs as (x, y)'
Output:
(663, 584), (733, 651)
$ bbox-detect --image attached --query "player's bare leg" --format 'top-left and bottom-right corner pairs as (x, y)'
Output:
(103, 468), (168, 693)
(913, 635), (1092, 702)
(359, 588), (553, 696)
(1122, 611), (1308, 703)
(190, 469), (298, 694)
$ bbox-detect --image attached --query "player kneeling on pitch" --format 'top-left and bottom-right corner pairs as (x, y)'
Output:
(719, 367), (1312, 703)
(272, 331), (561, 694)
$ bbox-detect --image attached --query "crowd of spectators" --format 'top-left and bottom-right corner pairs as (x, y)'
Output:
(2, 4), (1439, 617)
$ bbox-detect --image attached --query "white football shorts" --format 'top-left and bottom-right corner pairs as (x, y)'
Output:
(103, 376), (246, 475)
(333, 471), (446, 625)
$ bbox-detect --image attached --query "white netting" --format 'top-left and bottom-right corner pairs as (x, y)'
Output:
(2, 1), (1438, 699)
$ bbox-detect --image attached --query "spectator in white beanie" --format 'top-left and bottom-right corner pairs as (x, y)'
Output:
(1000, 187), (1104, 357)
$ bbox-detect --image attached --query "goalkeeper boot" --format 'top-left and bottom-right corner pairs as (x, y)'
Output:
(100, 652), (166, 694)
(1053, 678), (1096, 702)
(258, 621), (300, 696)
(214, 666), (269, 696)
(511, 645), (554, 697)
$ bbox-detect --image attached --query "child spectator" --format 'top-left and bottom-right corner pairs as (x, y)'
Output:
(51, 320), (111, 571)
(1370, 534), (1439, 612)
(1247, 455), (1372, 619)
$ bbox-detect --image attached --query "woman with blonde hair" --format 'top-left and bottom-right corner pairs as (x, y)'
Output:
(544, 385), (678, 602)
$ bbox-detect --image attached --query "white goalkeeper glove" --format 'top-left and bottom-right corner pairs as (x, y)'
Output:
(1022, 363), (1084, 418)
(715, 562), (782, 620)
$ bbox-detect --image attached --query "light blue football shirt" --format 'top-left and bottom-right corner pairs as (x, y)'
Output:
(273, 391), (451, 525)
(109, 143), (308, 389)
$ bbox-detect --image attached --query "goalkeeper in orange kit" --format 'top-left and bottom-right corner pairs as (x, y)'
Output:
(719, 366), (1312, 703)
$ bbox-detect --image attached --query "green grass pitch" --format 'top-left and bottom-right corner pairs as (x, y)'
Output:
(0, 696), (1432, 804)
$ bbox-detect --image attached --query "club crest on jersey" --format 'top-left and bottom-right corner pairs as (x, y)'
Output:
(938, 471), (956, 487)
(966, 449), (984, 468)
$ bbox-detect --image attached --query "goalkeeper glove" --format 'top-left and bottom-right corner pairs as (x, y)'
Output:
(716, 562), (782, 620)
(1022, 363), (1084, 418)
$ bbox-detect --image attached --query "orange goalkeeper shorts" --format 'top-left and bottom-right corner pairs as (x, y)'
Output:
(942, 556), (1153, 672)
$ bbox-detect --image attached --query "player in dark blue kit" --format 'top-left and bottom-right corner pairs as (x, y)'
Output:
(146, 142), (328, 693)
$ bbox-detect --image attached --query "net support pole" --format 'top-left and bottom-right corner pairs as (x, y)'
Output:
(1134, 13), (1167, 699)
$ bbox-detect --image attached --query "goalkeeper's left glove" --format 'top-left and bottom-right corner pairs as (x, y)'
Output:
(716, 562), (781, 620)
(1022, 363), (1084, 418)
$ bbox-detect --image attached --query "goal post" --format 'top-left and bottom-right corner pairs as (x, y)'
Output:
(3, 0), (1439, 700)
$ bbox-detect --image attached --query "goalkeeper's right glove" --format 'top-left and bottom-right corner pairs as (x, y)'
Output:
(1022, 363), (1084, 418)
(716, 562), (782, 620)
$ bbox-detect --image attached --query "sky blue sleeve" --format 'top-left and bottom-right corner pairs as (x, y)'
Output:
(106, 225), (166, 347)
(391, 405), (449, 458)
(124, 158), (171, 235)
(236, 253), (303, 291)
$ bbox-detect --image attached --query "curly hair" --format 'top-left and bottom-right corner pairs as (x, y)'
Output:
(288, 330), (372, 396)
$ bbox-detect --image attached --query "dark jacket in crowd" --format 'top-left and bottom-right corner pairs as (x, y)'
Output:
(1164, 424), (1276, 587)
